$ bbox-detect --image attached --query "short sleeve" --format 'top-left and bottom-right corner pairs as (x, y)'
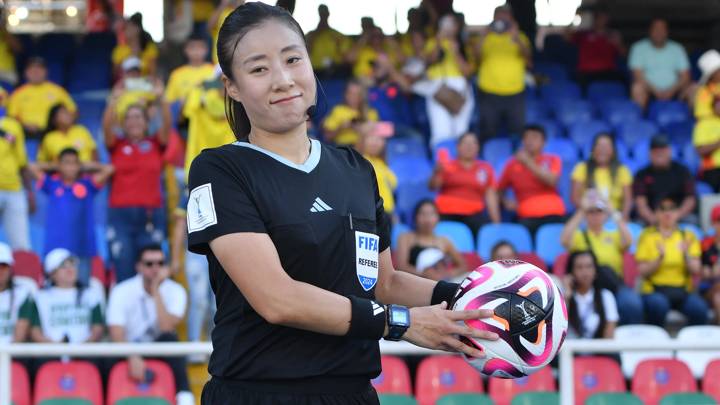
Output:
(37, 137), (50, 163)
(628, 41), (642, 69)
(322, 106), (348, 132)
(182, 87), (202, 119)
(570, 231), (587, 251)
(695, 87), (714, 119)
(674, 43), (690, 71)
(163, 284), (188, 318)
(90, 305), (103, 325)
(187, 150), (267, 255)
(693, 118), (720, 147)
(548, 155), (562, 175)
(618, 165), (632, 187)
(17, 296), (35, 321)
(601, 289), (620, 323)
(632, 170), (647, 197)
(687, 233), (701, 258)
(636, 229), (659, 262)
(58, 87), (76, 113)
(105, 286), (126, 327)
(79, 126), (97, 157)
(497, 160), (513, 190)
(571, 162), (586, 183)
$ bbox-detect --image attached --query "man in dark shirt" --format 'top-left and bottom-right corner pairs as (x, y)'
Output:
(633, 134), (696, 224)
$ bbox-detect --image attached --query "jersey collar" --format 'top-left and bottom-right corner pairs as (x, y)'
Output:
(233, 138), (321, 173)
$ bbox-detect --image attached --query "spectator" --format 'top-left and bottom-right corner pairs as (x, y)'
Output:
(24, 248), (104, 344)
(0, 109), (31, 250)
(414, 247), (458, 282)
(395, 199), (467, 276)
(306, 4), (351, 77)
(114, 57), (163, 132)
(569, 8), (625, 88)
(0, 242), (34, 344)
(164, 33), (215, 108)
(634, 134), (696, 225)
(629, 18), (691, 109)
(399, 8), (429, 58)
(693, 50), (720, 191)
(561, 190), (644, 325)
(102, 85), (170, 282)
(37, 104), (97, 164)
(106, 244), (192, 403)
(700, 204), (720, 324)
(475, 5), (531, 140)
(490, 240), (518, 261)
(429, 132), (500, 235)
(209, 0), (244, 64)
(355, 127), (397, 216)
(366, 53), (420, 139)
(571, 133), (632, 219)
(636, 197), (708, 326)
(0, 25), (21, 86)
(412, 14), (474, 146)
(27, 148), (113, 285)
(347, 26), (400, 84)
(112, 13), (158, 77)
(564, 251), (618, 339)
(322, 79), (379, 146)
(497, 125), (566, 235)
(7, 57), (77, 139)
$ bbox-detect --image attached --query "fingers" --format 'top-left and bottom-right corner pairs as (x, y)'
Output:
(442, 336), (485, 358)
(446, 308), (494, 321)
(449, 323), (499, 341)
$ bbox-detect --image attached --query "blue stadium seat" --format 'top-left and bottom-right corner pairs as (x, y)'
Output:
(617, 120), (658, 148)
(478, 223), (533, 260)
(386, 137), (427, 161)
(648, 100), (691, 129)
(568, 120), (611, 147)
(435, 221), (475, 253)
(681, 141), (700, 175)
(598, 99), (642, 127)
(535, 223), (566, 265)
(526, 118), (563, 139)
(540, 81), (581, 103)
(395, 181), (436, 225)
(544, 138), (579, 165)
(555, 100), (594, 128)
(432, 139), (457, 162)
(534, 61), (570, 81)
(482, 138), (514, 167)
(627, 222), (644, 253)
(558, 164), (574, 213)
(587, 81), (627, 103)
(493, 157), (510, 178)
(665, 120), (695, 146)
(696, 181), (714, 196)
(526, 99), (549, 123)
(624, 158), (647, 175)
(389, 157), (433, 185)
(632, 139), (678, 166)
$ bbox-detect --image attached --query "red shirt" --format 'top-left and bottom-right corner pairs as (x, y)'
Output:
(573, 31), (620, 73)
(108, 136), (164, 208)
(498, 154), (565, 218)
(436, 159), (495, 215)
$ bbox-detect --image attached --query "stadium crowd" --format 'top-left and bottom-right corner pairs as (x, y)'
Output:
(1, 0), (720, 403)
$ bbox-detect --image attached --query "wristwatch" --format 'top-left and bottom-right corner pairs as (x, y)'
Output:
(384, 304), (410, 341)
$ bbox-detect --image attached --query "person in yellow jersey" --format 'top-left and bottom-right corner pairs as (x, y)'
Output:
(411, 13), (473, 146)
(693, 50), (720, 192)
(0, 108), (30, 250)
(322, 79), (379, 146)
(306, 4), (351, 78)
(37, 104), (97, 165)
(113, 57), (164, 133)
(636, 197), (708, 326)
(111, 14), (158, 78)
(355, 124), (397, 217)
(476, 5), (531, 140)
(208, 0), (244, 64)
(0, 26), (21, 86)
(346, 24), (401, 85)
(7, 58), (76, 140)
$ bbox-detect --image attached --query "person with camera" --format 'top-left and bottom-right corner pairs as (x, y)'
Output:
(475, 5), (531, 140)
(560, 189), (644, 325)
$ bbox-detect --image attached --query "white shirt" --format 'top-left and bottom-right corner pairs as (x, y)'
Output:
(106, 275), (187, 343)
(0, 283), (34, 344)
(570, 288), (619, 339)
(34, 286), (104, 343)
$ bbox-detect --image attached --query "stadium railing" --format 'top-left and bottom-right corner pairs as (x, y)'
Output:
(1, 339), (718, 404)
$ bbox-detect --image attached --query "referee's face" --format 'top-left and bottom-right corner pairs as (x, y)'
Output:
(226, 19), (316, 135)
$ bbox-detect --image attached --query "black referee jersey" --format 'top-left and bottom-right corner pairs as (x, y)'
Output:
(187, 138), (391, 383)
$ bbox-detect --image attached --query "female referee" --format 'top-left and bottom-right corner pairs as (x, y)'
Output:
(187, 3), (499, 404)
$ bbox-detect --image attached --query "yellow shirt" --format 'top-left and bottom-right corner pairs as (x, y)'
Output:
(111, 43), (159, 76)
(424, 38), (464, 80)
(0, 33), (16, 75)
(116, 89), (155, 120)
(7, 82), (76, 129)
(477, 32), (530, 95)
(570, 229), (624, 275)
(571, 162), (632, 211)
(365, 155), (397, 213)
(308, 29), (350, 69)
(165, 64), (216, 103)
(211, 7), (233, 64)
(191, 0), (215, 22)
(322, 105), (379, 146)
(694, 84), (720, 120)
(37, 125), (97, 163)
(636, 227), (700, 293)
(0, 117), (26, 191)
(183, 87), (235, 179)
(693, 117), (720, 170)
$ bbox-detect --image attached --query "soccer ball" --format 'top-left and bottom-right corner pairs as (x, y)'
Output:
(452, 260), (568, 378)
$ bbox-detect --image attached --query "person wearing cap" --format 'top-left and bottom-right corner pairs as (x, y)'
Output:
(21, 248), (104, 345)
(0, 242), (35, 344)
(561, 189), (643, 325)
(355, 126), (397, 216)
(629, 18), (691, 109)
(7, 57), (76, 139)
(414, 247), (453, 281)
(111, 14), (158, 77)
(634, 134), (697, 225)
(693, 49), (720, 191)
(700, 204), (720, 324)
(636, 197), (708, 326)
(0, 100), (30, 250)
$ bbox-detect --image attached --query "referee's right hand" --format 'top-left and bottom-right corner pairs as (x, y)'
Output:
(402, 302), (498, 358)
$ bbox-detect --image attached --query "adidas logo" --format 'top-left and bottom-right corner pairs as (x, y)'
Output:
(309, 197), (333, 213)
(372, 301), (385, 316)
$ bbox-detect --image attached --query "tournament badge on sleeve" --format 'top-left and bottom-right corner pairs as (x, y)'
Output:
(355, 231), (379, 291)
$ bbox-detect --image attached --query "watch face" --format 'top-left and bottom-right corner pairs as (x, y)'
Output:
(392, 308), (409, 326)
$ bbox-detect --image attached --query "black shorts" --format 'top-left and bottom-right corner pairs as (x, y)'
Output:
(201, 376), (380, 405)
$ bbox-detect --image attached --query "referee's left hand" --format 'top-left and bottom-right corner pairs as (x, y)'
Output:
(402, 302), (498, 358)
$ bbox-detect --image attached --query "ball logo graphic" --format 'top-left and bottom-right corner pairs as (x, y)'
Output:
(452, 260), (569, 378)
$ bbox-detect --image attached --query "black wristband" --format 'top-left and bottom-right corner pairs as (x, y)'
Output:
(346, 295), (387, 340)
(431, 280), (461, 307)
